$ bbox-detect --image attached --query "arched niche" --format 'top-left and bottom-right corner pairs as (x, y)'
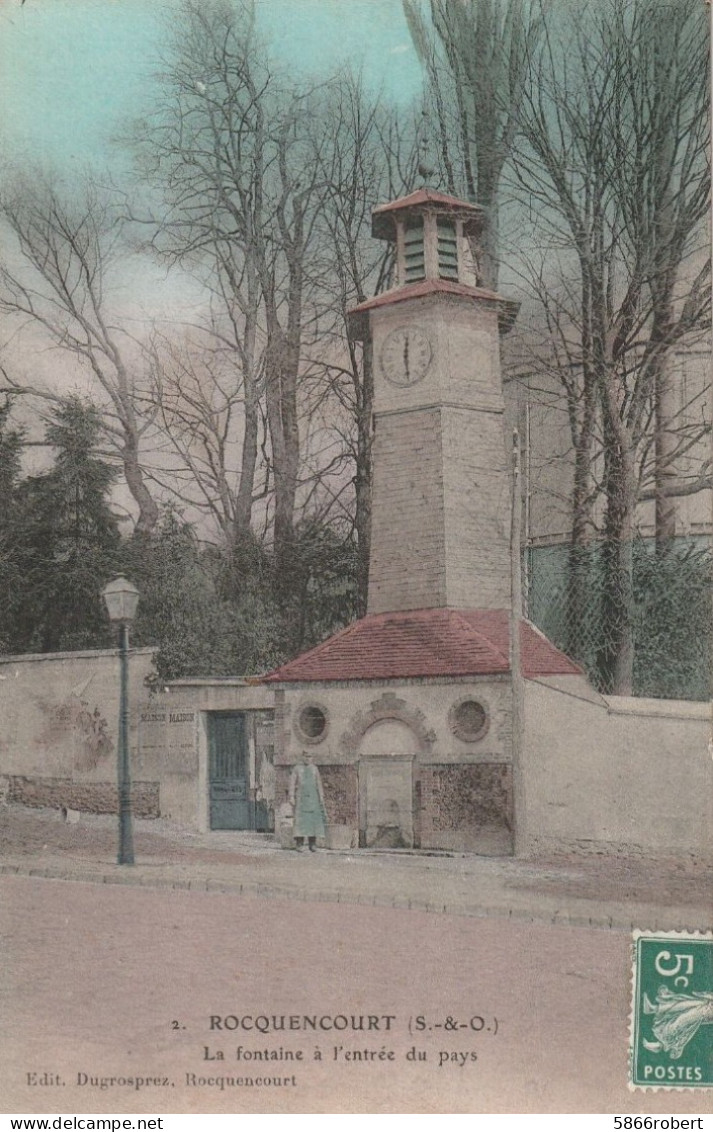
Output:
(340, 691), (436, 760)
(359, 718), (419, 757)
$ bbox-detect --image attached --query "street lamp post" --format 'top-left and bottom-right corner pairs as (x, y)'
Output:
(102, 576), (140, 866)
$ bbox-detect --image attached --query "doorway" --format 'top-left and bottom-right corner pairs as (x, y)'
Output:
(208, 713), (250, 830)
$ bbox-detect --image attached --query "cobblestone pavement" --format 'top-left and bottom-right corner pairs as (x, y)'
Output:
(1, 803), (711, 931)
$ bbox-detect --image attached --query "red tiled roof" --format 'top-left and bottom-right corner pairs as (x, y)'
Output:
(349, 278), (504, 315)
(347, 280), (520, 338)
(262, 609), (581, 684)
(372, 188), (484, 221)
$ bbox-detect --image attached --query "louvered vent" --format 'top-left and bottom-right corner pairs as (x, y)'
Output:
(437, 218), (458, 280)
(404, 218), (425, 283)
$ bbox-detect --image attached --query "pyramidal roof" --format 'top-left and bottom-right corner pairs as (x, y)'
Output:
(262, 608), (581, 684)
(373, 187), (485, 212)
(349, 277), (502, 313)
(371, 188), (485, 234)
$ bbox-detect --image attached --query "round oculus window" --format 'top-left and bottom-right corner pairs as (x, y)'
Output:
(450, 698), (489, 743)
(296, 704), (328, 743)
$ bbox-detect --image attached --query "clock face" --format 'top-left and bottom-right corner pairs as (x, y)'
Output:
(380, 326), (433, 387)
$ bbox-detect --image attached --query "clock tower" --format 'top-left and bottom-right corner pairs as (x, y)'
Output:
(349, 189), (519, 615)
(266, 188), (580, 857)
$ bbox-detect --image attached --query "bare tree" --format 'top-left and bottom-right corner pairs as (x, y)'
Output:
(508, 252), (710, 675)
(511, 0), (710, 693)
(0, 171), (159, 533)
(403, 0), (544, 287)
(306, 75), (419, 612)
(147, 321), (270, 549)
(124, 1), (268, 550)
(127, 0), (427, 625)
(606, 0), (711, 548)
(127, 0), (341, 582)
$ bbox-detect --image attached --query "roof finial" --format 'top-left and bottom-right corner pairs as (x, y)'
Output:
(417, 110), (436, 187)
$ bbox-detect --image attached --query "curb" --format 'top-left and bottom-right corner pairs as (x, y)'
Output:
(4, 861), (706, 934)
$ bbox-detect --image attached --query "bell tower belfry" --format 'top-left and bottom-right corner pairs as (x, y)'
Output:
(348, 189), (519, 615)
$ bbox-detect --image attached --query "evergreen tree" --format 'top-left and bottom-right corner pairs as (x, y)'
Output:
(10, 397), (122, 652)
(127, 512), (283, 684)
(0, 399), (25, 652)
(279, 520), (360, 657)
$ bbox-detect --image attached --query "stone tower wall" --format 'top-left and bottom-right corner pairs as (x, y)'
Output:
(367, 404), (512, 612)
(368, 407), (447, 613)
(367, 292), (512, 613)
(441, 406), (512, 609)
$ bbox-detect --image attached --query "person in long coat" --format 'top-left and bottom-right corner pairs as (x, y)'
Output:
(289, 752), (327, 851)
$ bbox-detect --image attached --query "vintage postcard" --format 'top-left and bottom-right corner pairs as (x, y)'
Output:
(0, 0), (711, 1117)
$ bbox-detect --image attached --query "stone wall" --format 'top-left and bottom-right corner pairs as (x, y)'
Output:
(441, 406), (511, 610)
(277, 677), (512, 854)
(0, 648), (156, 795)
(0, 654), (278, 828)
(521, 676), (713, 861)
(369, 405), (512, 614)
(7, 776), (160, 817)
(419, 763), (512, 853)
(4, 648), (708, 861)
(318, 764), (358, 827)
(277, 679), (512, 769)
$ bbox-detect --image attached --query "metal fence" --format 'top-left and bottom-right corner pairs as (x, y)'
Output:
(525, 538), (712, 701)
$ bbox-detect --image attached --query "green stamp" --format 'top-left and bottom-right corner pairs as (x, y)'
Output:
(630, 931), (713, 1089)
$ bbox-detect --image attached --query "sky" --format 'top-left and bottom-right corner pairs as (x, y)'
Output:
(0, 0), (425, 412)
(0, 0), (425, 344)
(0, 0), (425, 490)
(0, 0), (423, 170)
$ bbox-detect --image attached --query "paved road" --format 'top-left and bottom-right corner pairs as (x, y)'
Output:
(2, 805), (711, 932)
(2, 874), (711, 1115)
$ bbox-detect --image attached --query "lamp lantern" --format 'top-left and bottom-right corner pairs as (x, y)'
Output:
(102, 576), (140, 625)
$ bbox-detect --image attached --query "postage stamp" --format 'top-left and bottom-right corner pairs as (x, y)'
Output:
(630, 930), (713, 1089)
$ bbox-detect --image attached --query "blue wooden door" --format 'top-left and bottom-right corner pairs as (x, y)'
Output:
(208, 713), (250, 830)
